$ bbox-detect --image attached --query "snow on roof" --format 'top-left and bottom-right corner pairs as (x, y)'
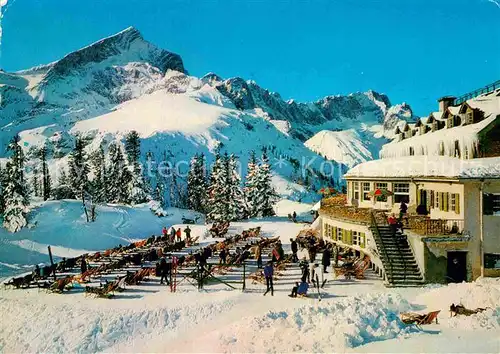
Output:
(431, 111), (444, 120)
(345, 155), (500, 179)
(448, 106), (461, 115)
(381, 114), (497, 159)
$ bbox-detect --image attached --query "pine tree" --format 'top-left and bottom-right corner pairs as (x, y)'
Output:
(125, 130), (147, 204)
(244, 151), (259, 217)
(3, 136), (29, 232)
(40, 145), (51, 201)
(53, 168), (73, 199)
(187, 154), (207, 212)
(206, 151), (227, 222)
(0, 165), (6, 215)
(106, 143), (132, 204)
(32, 166), (41, 198)
(90, 146), (106, 203)
(68, 136), (89, 199)
(3, 162), (29, 232)
(253, 150), (279, 217)
(225, 153), (247, 220)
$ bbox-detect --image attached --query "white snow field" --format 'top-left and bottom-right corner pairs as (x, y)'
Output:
(1, 212), (499, 353)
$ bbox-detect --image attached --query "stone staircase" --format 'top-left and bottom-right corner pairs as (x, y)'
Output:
(370, 221), (424, 287)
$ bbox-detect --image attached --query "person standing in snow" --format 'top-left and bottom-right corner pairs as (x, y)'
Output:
(263, 261), (274, 296)
(219, 248), (227, 265)
(184, 226), (192, 245)
(176, 227), (182, 242)
(162, 226), (168, 240)
(80, 257), (88, 274)
(292, 211), (297, 222)
(299, 258), (310, 283)
(159, 257), (170, 285)
(313, 263), (324, 288)
(322, 246), (331, 273)
(290, 238), (298, 262)
(255, 244), (263, 269)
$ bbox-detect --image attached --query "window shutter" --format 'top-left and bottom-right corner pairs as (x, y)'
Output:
(416, 189), (421, 205)
(455, 194), (460, 214)
(347, 230), (352, 245)
(439, 193), (444, 211)
(360, 232), (366, 248)
(430, 191), (435, 209)
(444, 193), (449, 212)
(333, 227), (338, 240)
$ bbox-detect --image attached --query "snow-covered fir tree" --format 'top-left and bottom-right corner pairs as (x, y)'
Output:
(3, 162), (29, 232)
(68, 136), (89, 199)
(32, 167), (41, 198)
(89, 145), (106, 203)
(187, 153), (207, 213)
(105, 143), (132, 204)
(53, 168), (73, 200)
(40, 145), (51, 201)
(206, 151), (227, 222)
(0, 165), (6, 216)
(3, 136), (29, 232)
(225, 153), (247, 220)
(244, 151), (259, 217)
(125, 131), (147, 204)
(253, 149), (279, 217)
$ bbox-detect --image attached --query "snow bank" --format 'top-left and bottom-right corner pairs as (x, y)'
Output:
(415, 278), (500, 330)
(168, 293), (418, 353)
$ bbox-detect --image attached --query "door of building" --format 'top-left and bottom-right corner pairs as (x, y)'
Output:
(447, 251), (467, 283)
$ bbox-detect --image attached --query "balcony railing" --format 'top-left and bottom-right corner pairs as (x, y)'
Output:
(403, 216), (465, 236)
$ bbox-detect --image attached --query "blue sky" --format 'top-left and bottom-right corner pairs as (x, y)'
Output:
(1, 0), (499, 115)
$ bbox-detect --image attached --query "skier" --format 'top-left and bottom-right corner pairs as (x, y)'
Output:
(292, 211), (297, 222)
(162, 226), (168, 239)
(176, 227), (182, 242)
(322, 246), (331, 273)
(263, 261), (274, 296)
(290, 238), (298, 262)
(313, 263), (324, 288)
(80, 257), (87, 274)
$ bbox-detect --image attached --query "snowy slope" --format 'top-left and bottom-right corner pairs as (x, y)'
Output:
(304, 129), (387, 167)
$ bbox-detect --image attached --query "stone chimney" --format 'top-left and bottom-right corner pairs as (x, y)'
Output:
(437, 96), (456, 112)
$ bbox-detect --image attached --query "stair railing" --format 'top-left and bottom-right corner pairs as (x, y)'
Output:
(370, 212), (394, 284)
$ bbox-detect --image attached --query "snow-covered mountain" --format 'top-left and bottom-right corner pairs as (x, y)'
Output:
(0, 27), (415, 199)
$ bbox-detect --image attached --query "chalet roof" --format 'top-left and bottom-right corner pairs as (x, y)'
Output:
(448, 106), (461, 115)
(345, 156), (500, 179)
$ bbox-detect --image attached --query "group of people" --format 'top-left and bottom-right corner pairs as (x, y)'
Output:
(162, 225), (192, 245)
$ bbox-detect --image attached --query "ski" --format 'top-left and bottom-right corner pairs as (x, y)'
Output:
(315, 274), (321, 301)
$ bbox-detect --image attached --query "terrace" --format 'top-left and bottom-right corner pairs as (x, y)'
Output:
(320, 196), (464, 236)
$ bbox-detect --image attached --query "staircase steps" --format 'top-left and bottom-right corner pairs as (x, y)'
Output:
(369, 223), (424, 288)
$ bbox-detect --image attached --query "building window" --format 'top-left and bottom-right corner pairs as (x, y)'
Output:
(353, 182), (360, 201)
(484, 254), (500, 269)
(466, 112), (473, 125)
(336, 228), (343, 241)
(394, 183), (409, 203)
(450, 194), (456, 212)
(362, 182), (371, 201)
(484, 194), (500, 216)
(352, 231), (360, 246)
(375, 182), (388, 202)
(409, 147), (414, 156)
